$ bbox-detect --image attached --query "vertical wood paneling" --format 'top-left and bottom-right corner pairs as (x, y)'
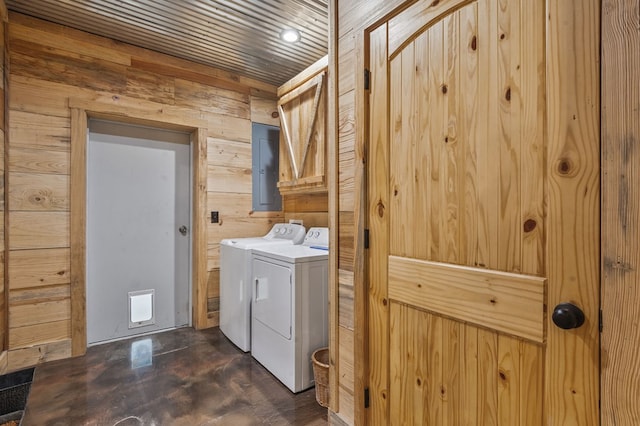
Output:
(69, 107), (86, 356)
(193, 128), (208, 329)
(496, 0), (521, 272)
(520, 340), (543, 424)
(545, 0), (600, 423)
(459, 3), (479, 267)
(351, 25), (368, 425)
(328, 3), (339, 413)
(460, 324), (479, 425)
(442, 12), (460, 264)
(1, 3), (7, 358)
(425, 312), (443, 425)
(497, 334), (520, 424)
(427, 21), (445, 262)
(389, 49), (411, 257)
(414, 31), (431, 261)
(442, 319), (462, 425)
(475, 0), (499, 270)
(367, 22), (390, 425)
(601, 0), (640, 422)
(389, 302), (545, 426)
(477, 328), (498, 424)
(519, 0), (545, 276)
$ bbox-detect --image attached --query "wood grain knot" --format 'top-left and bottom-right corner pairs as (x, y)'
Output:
(505, 87), (511, 101)
(377, 201), (385, 218)
(490, 298), (497, 305)
(382, 298), (388, 306)
(523, 218), (537, 232)
(444, 136), (449, 143)
(499, 371), (507, 381)
(430, 0), (440, 6)
(440, 386), (446, 396)
(558, 159), (572, 175)
(441, 84), (448, 94)
(393, 188), (399, 196)
(271, 111), (279, 119)
(416, 378), (422, 386)
(112, 95), (120, 101)
(500, 33), (506, 40)
(470, 35), (477, 51)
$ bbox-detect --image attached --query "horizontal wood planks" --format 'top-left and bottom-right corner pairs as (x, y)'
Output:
(4, 11), (279, 369)
(388, 256), (545, 342)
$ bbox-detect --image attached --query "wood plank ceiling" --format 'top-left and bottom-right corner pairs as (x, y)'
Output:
(5, 0), (328, 87)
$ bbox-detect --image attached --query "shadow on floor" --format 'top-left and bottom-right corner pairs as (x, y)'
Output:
(22, 327), (328, 425)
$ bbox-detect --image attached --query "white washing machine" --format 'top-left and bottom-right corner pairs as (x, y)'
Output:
(219, 223), (306, 352)
(250, 227), (329, 393)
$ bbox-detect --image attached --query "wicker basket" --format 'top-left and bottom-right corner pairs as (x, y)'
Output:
(311, 347), (330, 408)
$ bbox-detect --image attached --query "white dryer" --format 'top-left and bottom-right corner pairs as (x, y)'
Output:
(219, 223), (305, 352)
(250, 227), (329, 393)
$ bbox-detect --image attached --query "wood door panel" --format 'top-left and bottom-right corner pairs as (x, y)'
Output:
(390, 303), (543, 425)
(367, 0), (599, 423)
(388, 255), (545, 342)
(387, 0), (545, 272)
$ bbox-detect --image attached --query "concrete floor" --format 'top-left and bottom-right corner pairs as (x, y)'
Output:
(22, 327), (328, 425)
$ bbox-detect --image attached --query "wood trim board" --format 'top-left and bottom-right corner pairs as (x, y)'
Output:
(69, 100), (208, 356)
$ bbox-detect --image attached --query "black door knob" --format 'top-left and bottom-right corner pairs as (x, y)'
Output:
(552, 303), (585, 329)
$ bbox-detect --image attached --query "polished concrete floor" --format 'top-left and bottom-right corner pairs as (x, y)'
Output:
(22, 327), (328, 425)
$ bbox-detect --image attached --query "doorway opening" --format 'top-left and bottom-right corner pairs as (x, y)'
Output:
(86, 119), (192, 345)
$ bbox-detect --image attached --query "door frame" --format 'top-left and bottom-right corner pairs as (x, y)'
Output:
(360, 0), (600, 423)
(69, 98), (209, 356)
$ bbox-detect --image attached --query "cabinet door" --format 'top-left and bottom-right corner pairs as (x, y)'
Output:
(277, 71), (327, 194)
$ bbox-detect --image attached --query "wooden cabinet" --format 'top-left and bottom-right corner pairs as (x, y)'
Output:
(277, 56), (328, 195)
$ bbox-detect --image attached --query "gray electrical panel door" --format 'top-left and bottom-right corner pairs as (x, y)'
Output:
(252, 123), (282, 211)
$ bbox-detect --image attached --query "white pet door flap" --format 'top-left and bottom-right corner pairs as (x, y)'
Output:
(129, 289), (155, 328)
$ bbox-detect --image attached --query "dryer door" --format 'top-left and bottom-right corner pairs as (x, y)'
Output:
(253, 258), (292, 339)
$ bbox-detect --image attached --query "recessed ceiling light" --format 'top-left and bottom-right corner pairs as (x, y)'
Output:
(280, 28), (301, 43)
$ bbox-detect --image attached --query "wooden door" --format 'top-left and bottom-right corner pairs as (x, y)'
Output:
(366, 0), (599, 424)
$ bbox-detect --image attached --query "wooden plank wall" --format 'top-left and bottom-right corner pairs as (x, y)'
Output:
(4, 12), (279, 371)
(205, 95), (283, 327)
(283, 193), (328, 229)
(601, 0), (640, 422)
(333, 1), (415, 424)
(0, 0), (7, 372)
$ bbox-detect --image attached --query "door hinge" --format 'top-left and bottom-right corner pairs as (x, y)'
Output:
(599, 309), (603, 333)
(364, 68), (370, 91)
(364, 229), (370, 249)
(364, 387), (370, 408)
